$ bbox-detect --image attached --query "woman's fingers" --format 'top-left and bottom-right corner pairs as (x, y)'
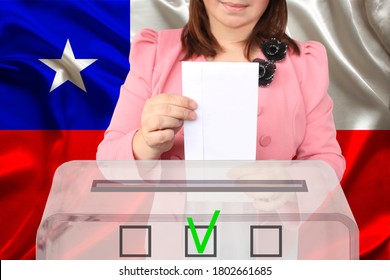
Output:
(136, 93), (197, 158)
(144, 94), (197, 121)
(142, 116), (183, 132)
(148, 102), (197, 121)
(143, 129), (175, 148)
(147, 94), (197, 110)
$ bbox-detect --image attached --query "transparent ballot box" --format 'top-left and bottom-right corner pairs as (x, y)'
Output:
(36, 160), (359, 259)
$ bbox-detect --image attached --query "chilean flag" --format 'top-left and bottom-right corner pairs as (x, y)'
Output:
(0, 0), (388, 260)
(0, 0), (130, 259)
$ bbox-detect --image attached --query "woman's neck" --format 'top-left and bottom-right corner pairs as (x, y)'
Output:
(209, 21), (256, 62)
(208, 46), (248, 62)
(212, 23), (249, 46)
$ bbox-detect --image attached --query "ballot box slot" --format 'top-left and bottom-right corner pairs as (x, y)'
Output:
(91, 179), (308, 193)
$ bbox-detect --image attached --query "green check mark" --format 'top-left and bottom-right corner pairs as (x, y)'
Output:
(187, 210), (220, 254)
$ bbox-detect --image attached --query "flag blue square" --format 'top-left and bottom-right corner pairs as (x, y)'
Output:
(0, 0), (130, 129)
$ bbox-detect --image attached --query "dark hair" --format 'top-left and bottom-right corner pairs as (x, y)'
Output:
(181, 0), (300, 60)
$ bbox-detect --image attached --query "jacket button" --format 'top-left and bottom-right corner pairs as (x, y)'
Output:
(170, 155), (182, 160)
(259, 136), (271, 147)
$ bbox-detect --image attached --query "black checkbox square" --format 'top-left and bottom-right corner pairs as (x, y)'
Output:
(250, 225), (282, 257)
(185, 225), (217, 257)
(119, 225), (151, 257)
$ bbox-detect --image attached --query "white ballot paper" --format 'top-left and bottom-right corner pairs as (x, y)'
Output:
(182, 62), (258, 160)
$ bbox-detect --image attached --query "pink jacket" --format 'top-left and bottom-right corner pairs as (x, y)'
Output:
(97, 28), (345, 180)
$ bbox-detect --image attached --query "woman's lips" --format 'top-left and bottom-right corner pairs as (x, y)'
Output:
(221, 1), (249, 12)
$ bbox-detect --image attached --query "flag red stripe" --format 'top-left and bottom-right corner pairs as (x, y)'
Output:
(0, 130), (105, 259)
(337, 130), (390, 260)
(0, 130), (388, 259)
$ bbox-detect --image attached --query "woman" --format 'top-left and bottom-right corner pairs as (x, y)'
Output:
(97, 0), (345, 180)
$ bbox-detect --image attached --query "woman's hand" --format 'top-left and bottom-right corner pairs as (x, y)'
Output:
(133, 94), (197, 160)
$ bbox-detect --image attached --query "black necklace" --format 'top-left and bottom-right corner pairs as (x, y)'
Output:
(253, 38), (288, 87)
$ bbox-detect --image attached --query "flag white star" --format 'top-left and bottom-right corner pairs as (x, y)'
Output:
(39, 39), (97, 92)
